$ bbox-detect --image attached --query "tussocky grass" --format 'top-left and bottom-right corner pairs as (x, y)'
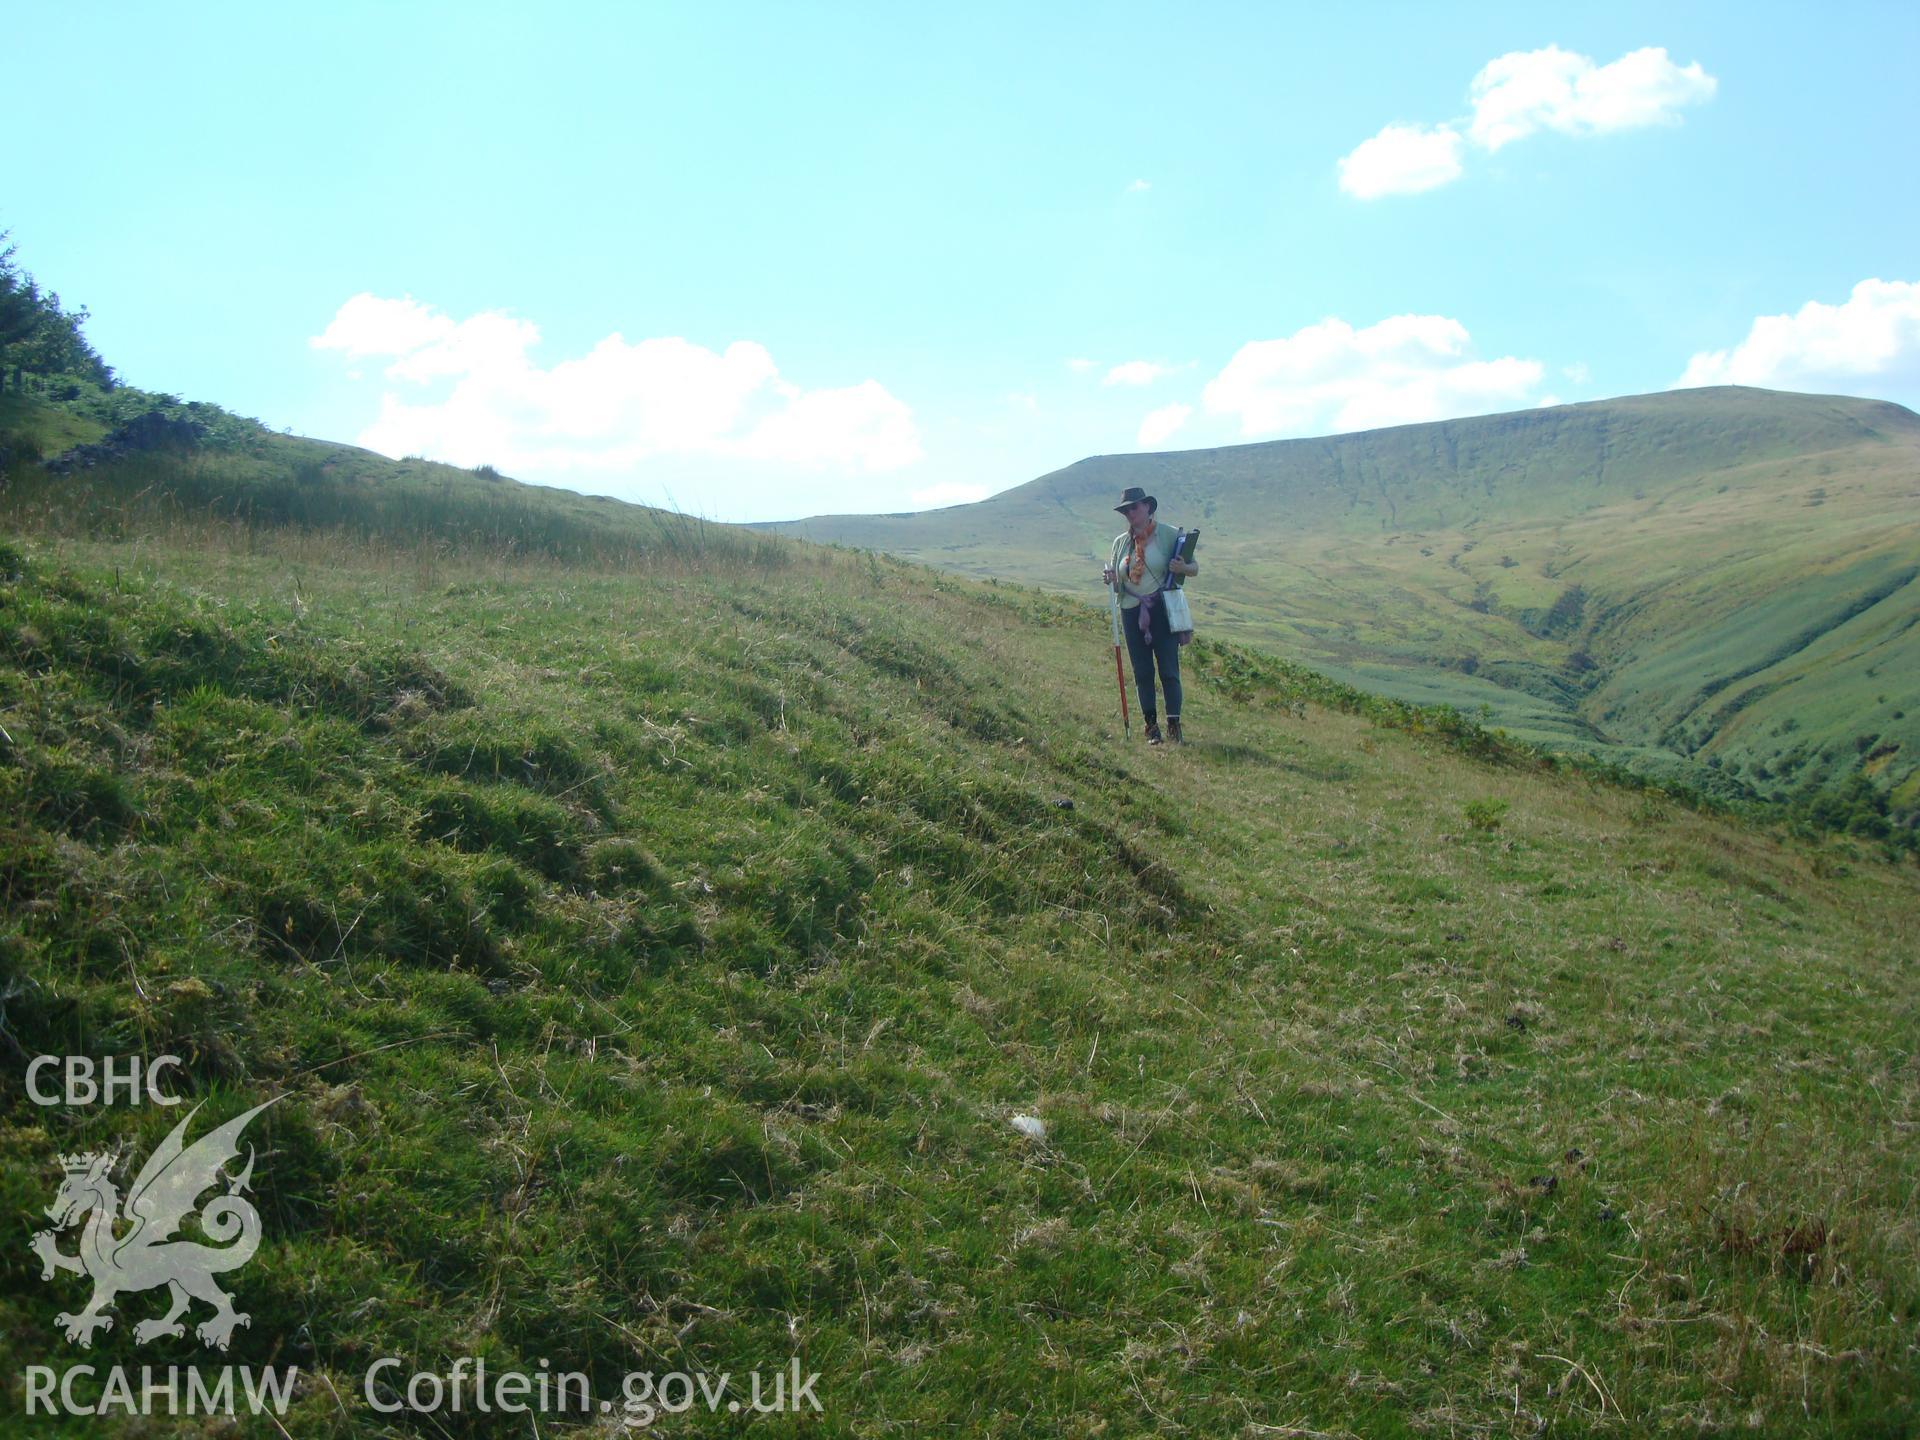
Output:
(0, 520), (1915, 1437)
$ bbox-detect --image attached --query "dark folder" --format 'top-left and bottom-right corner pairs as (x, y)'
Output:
(1169, 529), (1199, 588)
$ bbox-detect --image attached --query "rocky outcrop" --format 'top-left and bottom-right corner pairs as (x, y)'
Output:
(44, 410), (206, 474)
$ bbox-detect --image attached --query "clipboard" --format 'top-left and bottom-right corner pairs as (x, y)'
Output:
(1168, 528), (1199, 588)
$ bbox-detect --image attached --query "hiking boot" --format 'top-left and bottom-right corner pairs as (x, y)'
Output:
(1144, 720), (1163, 745)
(1167, 716), (1184, 745)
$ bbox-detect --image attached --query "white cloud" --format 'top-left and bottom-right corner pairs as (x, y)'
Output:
(1676, 279), (1920, 399)
(1006, 391), (1039, 412)
(910, 481), (991, 508)
(1469, 45), (1717, 151)
(1138, 403), (1193, 448)
(1202, 314), (1544, 436)
(1104, 359), (1177, 387)
(1337, 123), (1464, 199)
(1066, 357), (1100, 373)
(734, 380), (921, 470)
(1562, 361), (1591, 385)
(1338, 44), (1715, 199)
(1127, 178), (1151, 193)
(386, 311), (543, 384)
(310, 293), (454, 357)
(311, 294), (922, 476)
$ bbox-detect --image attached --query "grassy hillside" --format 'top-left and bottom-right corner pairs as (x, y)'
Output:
(761, 387), (1920, 825)
(0, 388), (775, 571)
(2, 499), (1916, 1435)
(0, 391), (106, 464)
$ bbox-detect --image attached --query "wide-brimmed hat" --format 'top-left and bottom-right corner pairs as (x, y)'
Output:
(1114, 485), (1158, 515)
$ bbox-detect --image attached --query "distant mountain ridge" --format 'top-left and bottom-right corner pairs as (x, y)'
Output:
(762, 387), (1920, 816)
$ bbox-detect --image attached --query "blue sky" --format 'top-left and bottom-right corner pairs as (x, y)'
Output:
(9, 1), (1918, 521)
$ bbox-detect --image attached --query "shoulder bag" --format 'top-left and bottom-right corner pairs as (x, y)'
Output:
(1160, 528), (1194, 639)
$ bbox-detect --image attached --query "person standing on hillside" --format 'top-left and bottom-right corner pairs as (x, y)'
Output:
(1102, 485), (1198, 745)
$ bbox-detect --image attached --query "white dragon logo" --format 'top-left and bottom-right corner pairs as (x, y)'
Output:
(30, 1097), (279, 1350)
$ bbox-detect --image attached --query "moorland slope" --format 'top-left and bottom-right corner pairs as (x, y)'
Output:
(765, 387), (1920, 818)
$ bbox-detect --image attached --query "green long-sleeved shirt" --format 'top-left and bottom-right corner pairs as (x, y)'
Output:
(1109, 524), (1181, 610)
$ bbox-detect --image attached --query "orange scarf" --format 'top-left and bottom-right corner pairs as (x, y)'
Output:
(1125, 518), (1157, 586)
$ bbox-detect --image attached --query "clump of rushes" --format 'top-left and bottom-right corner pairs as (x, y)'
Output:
(1464, 797), (1510, 832)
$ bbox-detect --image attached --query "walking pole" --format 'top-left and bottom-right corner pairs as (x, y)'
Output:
(1108, 578), (1131, 740)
